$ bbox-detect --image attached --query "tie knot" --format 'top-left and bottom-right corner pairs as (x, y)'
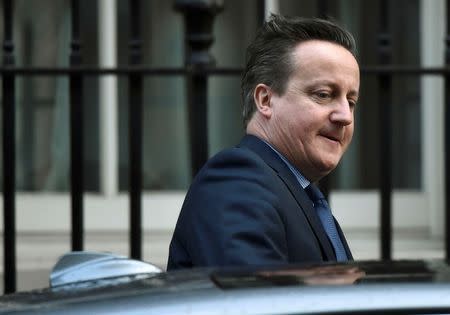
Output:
(305, 184), (326, 203)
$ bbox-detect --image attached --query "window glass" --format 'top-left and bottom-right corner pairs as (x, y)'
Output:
(117, 0), (259, 190)
(2, 0), (422, 192)
(0, 0), (100, 192)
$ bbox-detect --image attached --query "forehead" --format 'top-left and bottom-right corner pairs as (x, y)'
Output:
(292, 40), (358, 66)
(290, 40), (360, 88)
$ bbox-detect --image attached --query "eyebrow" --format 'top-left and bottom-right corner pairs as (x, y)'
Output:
(347, 90), (359, 99)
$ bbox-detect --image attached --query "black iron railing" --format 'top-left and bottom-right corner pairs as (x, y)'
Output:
(175, 0), (223, 176)
(128, 0), (144, 261)
(70, 0), (84, 252)
(2, 0), (16, 294)
(377, 0), (393, 261)
(1, 0), (450, 294)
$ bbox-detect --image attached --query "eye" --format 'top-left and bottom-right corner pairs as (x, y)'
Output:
(316, 91), (331, 99)
(312, 90), (333, 103)
(348, 98), (358, 110)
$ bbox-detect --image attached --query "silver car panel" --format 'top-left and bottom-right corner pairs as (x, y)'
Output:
(1, 254), (450, 314)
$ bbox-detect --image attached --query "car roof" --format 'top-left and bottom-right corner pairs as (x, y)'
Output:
(1, 259), (450, 314)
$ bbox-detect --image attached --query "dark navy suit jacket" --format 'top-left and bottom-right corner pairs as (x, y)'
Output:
(167, 135), (352, 270)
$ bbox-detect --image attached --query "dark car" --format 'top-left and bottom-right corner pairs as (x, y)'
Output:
(1, 251), (450, 314)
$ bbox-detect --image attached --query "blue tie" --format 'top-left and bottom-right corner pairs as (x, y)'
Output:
(305, 184), (348, 262)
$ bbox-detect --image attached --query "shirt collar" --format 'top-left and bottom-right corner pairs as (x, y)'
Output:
(261, 140), (310, 189)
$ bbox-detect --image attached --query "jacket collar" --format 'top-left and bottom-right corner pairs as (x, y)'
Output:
(238, 135), (336, 261)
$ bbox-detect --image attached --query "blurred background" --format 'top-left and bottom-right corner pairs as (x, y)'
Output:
(0, 0), (446, 292)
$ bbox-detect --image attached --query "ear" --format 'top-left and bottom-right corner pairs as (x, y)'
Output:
(253, 84), (273, 119)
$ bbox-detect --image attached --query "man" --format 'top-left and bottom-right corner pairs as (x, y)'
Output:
(168, 14), (359, 269)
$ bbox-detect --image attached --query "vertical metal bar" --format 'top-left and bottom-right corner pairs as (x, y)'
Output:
(2, 0), (16, 294)
(317, 0), (330, 200)
(129, 0), (143, 260)
(186, 72), (208, 176)
(70, 0), (84, 251)
(317, 0), (329, 18)
(257, 0), (266, 24)
(21, 23), (34, 190)
(378, 0), (392, 260)
(174, 0), (223, 177)
(445, 0), (450, 260)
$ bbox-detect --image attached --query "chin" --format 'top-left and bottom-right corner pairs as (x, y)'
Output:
(317, 160), (339, 175)
(324, 152), (343, 166)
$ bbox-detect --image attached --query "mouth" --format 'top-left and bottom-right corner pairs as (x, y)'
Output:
(320, 134), (342, 144)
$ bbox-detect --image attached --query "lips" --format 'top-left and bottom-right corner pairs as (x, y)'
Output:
(320, 133), (342, 143)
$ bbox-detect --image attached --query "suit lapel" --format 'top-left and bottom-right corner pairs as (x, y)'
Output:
(239, 135), (336, 261)
(276, 164), (336, 261)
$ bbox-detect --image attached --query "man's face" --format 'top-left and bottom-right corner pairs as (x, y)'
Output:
(267, 40), (360, 181)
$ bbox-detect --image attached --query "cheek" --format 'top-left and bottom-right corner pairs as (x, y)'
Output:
(290, 120), (311, 140)
(344, 125), (354, 143)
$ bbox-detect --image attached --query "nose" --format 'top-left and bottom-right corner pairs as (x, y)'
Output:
(330, 98), (353, 126)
